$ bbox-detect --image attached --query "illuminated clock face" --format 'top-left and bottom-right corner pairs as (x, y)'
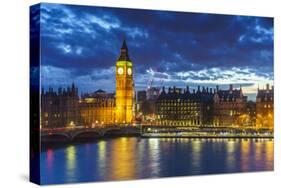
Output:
(117, 67), (124, 75)
(127, 68), (132, 75)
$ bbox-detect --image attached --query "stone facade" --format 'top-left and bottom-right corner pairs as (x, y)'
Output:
(213, 84), (247, 127)
(115, 40), (134, 124)
(41, 83), (80, 128)
(80, 90), (115, 127)
(155, 86), (213, 126)
(256, 84), (274, 128)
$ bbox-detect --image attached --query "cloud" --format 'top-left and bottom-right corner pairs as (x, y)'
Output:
(174, 67), (273, 86)
(134, 66), (273, 96)
(85, 14), (120, 31)
(41, 65), (73, 87)
(38, 3), (274, 100)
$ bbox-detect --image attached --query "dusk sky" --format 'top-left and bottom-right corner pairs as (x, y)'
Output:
(35, 3), (273, 100)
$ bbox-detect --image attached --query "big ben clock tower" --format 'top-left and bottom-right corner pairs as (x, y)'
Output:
(115, 40), (134, 124)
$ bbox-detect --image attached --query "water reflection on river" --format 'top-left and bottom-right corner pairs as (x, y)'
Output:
(40, 137), (273, 184)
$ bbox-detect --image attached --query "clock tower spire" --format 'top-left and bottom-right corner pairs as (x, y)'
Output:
(118, 40), (131, 61)
(115, 40), (134, 124)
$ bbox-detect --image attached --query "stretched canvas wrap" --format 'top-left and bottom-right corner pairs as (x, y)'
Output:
(30, 3), (274, 185)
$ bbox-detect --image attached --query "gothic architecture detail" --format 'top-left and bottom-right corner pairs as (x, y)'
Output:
(115, 40), (134, 124)
(41, 83), (80, 128)
(39, 40), (273, 130)
(213, 84), (247, 127)
(80, 90), (115, 127)
(256, 84), (274, 128)
(155, 86), (213, 126)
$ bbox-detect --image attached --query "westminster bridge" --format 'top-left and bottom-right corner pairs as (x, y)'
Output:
(41, 125), (141, 142)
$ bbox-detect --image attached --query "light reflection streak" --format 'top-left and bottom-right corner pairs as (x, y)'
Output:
(241, 139), (250, 171)
(226, 140), (238, 171)
(66, 145), (77, 181)
(110, 137), (136, 180)
(265, 140), (274, 170)
(46, 149), (53, 170)
(97, 140), (107, 177)
(254, 141), (262, 162)
(191, 140), (202, 171)
(148, 138), (160, 177)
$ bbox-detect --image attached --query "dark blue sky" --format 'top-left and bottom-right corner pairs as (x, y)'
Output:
(36, 3), (274, 100)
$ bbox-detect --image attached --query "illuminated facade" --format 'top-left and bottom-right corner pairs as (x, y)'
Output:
(155, 86), (213, 126)
(115, 40), (134, 124)
(256, 84), (274, 128)
(80, 90), (115, 126)
(213, 84), (247, 127)
(136, 87), (161, 120)
(245, 101), (256, 127)
(39, 40), (273, 130)
(41, 83), (80, 128)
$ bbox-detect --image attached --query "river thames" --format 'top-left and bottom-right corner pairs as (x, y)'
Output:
(40, 137), (273, 184)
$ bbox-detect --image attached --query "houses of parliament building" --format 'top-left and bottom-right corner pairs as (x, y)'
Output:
(40, 40), (273, 129)
(41, 40), (135, 128)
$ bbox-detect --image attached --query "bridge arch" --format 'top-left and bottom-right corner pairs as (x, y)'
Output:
(41, 132), (70, 142)
(102, 127), (123, 136)
(71, 130), (102, 141)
